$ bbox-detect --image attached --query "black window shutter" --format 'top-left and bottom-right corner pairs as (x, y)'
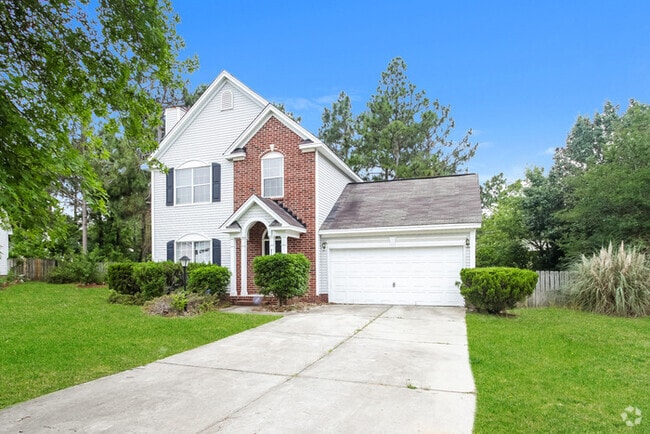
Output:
(166, 168), (174, 206)
(212, 163), (221, 202)
(166, 240), (175, 261)
(212, 238), (221, 265)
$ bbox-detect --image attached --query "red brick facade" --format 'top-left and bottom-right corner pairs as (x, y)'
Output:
(232, 116), (319, 301)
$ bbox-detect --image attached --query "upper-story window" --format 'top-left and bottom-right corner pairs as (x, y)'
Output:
(262, 151), (284, 198)
(176, 166), (211, 204)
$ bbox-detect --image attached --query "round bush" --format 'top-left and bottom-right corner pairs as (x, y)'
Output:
(107, 263), (139, 294)
(187, 265), (231, 297)
(253, 253), (310, 306)
(460, 267), (538, 314)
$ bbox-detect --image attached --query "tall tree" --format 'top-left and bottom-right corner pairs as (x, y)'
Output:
(559, 101), (650, 258)
(480, 173), (508, 213)
(0, 0), (196, 234)
(319, 91), (359, 164)
(354, 58), (476, 180)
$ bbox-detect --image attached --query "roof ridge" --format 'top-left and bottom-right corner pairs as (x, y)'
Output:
(348, 173), (477, 185)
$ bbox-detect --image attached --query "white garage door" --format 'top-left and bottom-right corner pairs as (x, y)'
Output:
(329, 245), (465, 306)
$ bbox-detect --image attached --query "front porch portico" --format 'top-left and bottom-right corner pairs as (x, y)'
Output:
(221, 195), (306, 296)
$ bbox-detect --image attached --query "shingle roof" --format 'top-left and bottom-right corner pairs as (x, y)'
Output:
(256, 195), (305, 230)
(321, 174), (481, 231)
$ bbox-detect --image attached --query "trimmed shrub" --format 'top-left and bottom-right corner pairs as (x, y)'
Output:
(107, 263), (139, 295)
(160, 261), (183, 291)
(133, 262), (167, 299)
(460, 267), (538, 314)
(187, 265), (231, 297)
(107, 290), (145, 305)
(567, 242), (650, 317)
(46, 255), (103, 284)
(253, 253), (310, 306)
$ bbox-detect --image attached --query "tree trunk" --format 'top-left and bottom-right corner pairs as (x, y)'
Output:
(81, 197), (88, 254)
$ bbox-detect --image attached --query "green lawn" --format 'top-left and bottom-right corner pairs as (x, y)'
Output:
(467, 308), (650, 433)
(0, 282), (280, 409)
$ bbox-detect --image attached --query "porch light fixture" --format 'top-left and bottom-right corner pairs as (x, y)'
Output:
(179, 255), (190, 291)
(321, 242), (327, 250)
(465, 238), (470, 247)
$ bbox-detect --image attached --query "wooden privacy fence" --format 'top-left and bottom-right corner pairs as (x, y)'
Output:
(8, 258), (56, 281)
(7, 258), (110, 281)
(522, 270), (573, 308)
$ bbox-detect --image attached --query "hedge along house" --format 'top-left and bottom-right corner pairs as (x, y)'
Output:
(150, 71), (481, 306)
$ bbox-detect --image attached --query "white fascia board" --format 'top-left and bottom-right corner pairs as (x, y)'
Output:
(319, 223), (482, 238)
(224, 104), (319, 156)
(152, 70), (268, 162)
(220, 195), (306, 233)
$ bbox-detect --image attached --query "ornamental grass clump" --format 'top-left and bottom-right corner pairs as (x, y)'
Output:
(568, 242), (650, 317)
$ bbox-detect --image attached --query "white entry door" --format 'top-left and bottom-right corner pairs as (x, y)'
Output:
(328, 245), (465, 306)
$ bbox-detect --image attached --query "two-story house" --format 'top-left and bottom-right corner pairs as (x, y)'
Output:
(151, 71), (481, 306)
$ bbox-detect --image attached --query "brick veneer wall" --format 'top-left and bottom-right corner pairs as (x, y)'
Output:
(233, 116), (318, 300)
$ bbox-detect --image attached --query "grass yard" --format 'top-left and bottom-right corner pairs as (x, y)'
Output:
(467, 308), (649, 433)
(0, 282), (280, 409)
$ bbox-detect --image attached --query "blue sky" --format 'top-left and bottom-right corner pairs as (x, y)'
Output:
(172, 1), (650, 184)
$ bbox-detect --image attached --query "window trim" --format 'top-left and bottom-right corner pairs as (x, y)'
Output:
(175, 165), (211, 205)
(262, 230), (282, 255)
(175, 240), (211, 263)
(261, 151), (284, 198)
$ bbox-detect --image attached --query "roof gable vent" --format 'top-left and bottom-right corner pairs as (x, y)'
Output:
(221, 90), (233, 111)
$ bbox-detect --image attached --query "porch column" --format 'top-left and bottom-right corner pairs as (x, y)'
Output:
(269, 230), (276, 255)
(240, 236), (248, 296)
(281, 234), (288, 253)
(229, 238), (237, 296)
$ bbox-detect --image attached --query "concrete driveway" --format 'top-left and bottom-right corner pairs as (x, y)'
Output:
(0, 305), (476, 433)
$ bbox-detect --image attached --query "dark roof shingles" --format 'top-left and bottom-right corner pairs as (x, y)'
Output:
(321, 174), (481, 230)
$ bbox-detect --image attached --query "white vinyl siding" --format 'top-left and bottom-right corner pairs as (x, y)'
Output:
(152, 79), (266, 267)
(0, 228), (9, 275)
(177, 240), (211, 263)
(176, 166), (210, 205)
(315, 152), (357, 294)
(262, 153), (284, 198)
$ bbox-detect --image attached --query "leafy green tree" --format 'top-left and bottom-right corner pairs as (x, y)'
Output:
(560, 101), (650, 257)
(272, 102), (302, 123)
(0, 0), (196, 234)
(480, 173), (508, 213)
(476, 180), (531, 268)
(319, 57), (476, 180)
(521, 167), (564, 270)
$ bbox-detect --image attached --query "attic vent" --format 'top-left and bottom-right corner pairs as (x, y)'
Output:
(221, 90), (233, 111)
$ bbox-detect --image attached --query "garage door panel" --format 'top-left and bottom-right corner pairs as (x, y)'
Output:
(329, 246), (465, 306)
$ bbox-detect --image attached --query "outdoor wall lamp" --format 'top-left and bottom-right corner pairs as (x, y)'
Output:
(465, 238), (470, 247)
(179, 255), (190, 291)
(321, 242), (328, 250)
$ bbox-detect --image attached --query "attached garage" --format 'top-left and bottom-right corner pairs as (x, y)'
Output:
(319, 175), (482, 307)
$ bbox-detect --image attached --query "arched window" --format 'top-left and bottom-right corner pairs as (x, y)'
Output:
(261, 151), (284, 198)
(262, 230), (282, 255)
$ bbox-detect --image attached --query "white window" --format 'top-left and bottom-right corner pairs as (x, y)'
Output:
(176, 166), (210, 204)
(176, 240), (211, 263)
(262, 230), (282, 255)
(262, 152), (284, 198)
